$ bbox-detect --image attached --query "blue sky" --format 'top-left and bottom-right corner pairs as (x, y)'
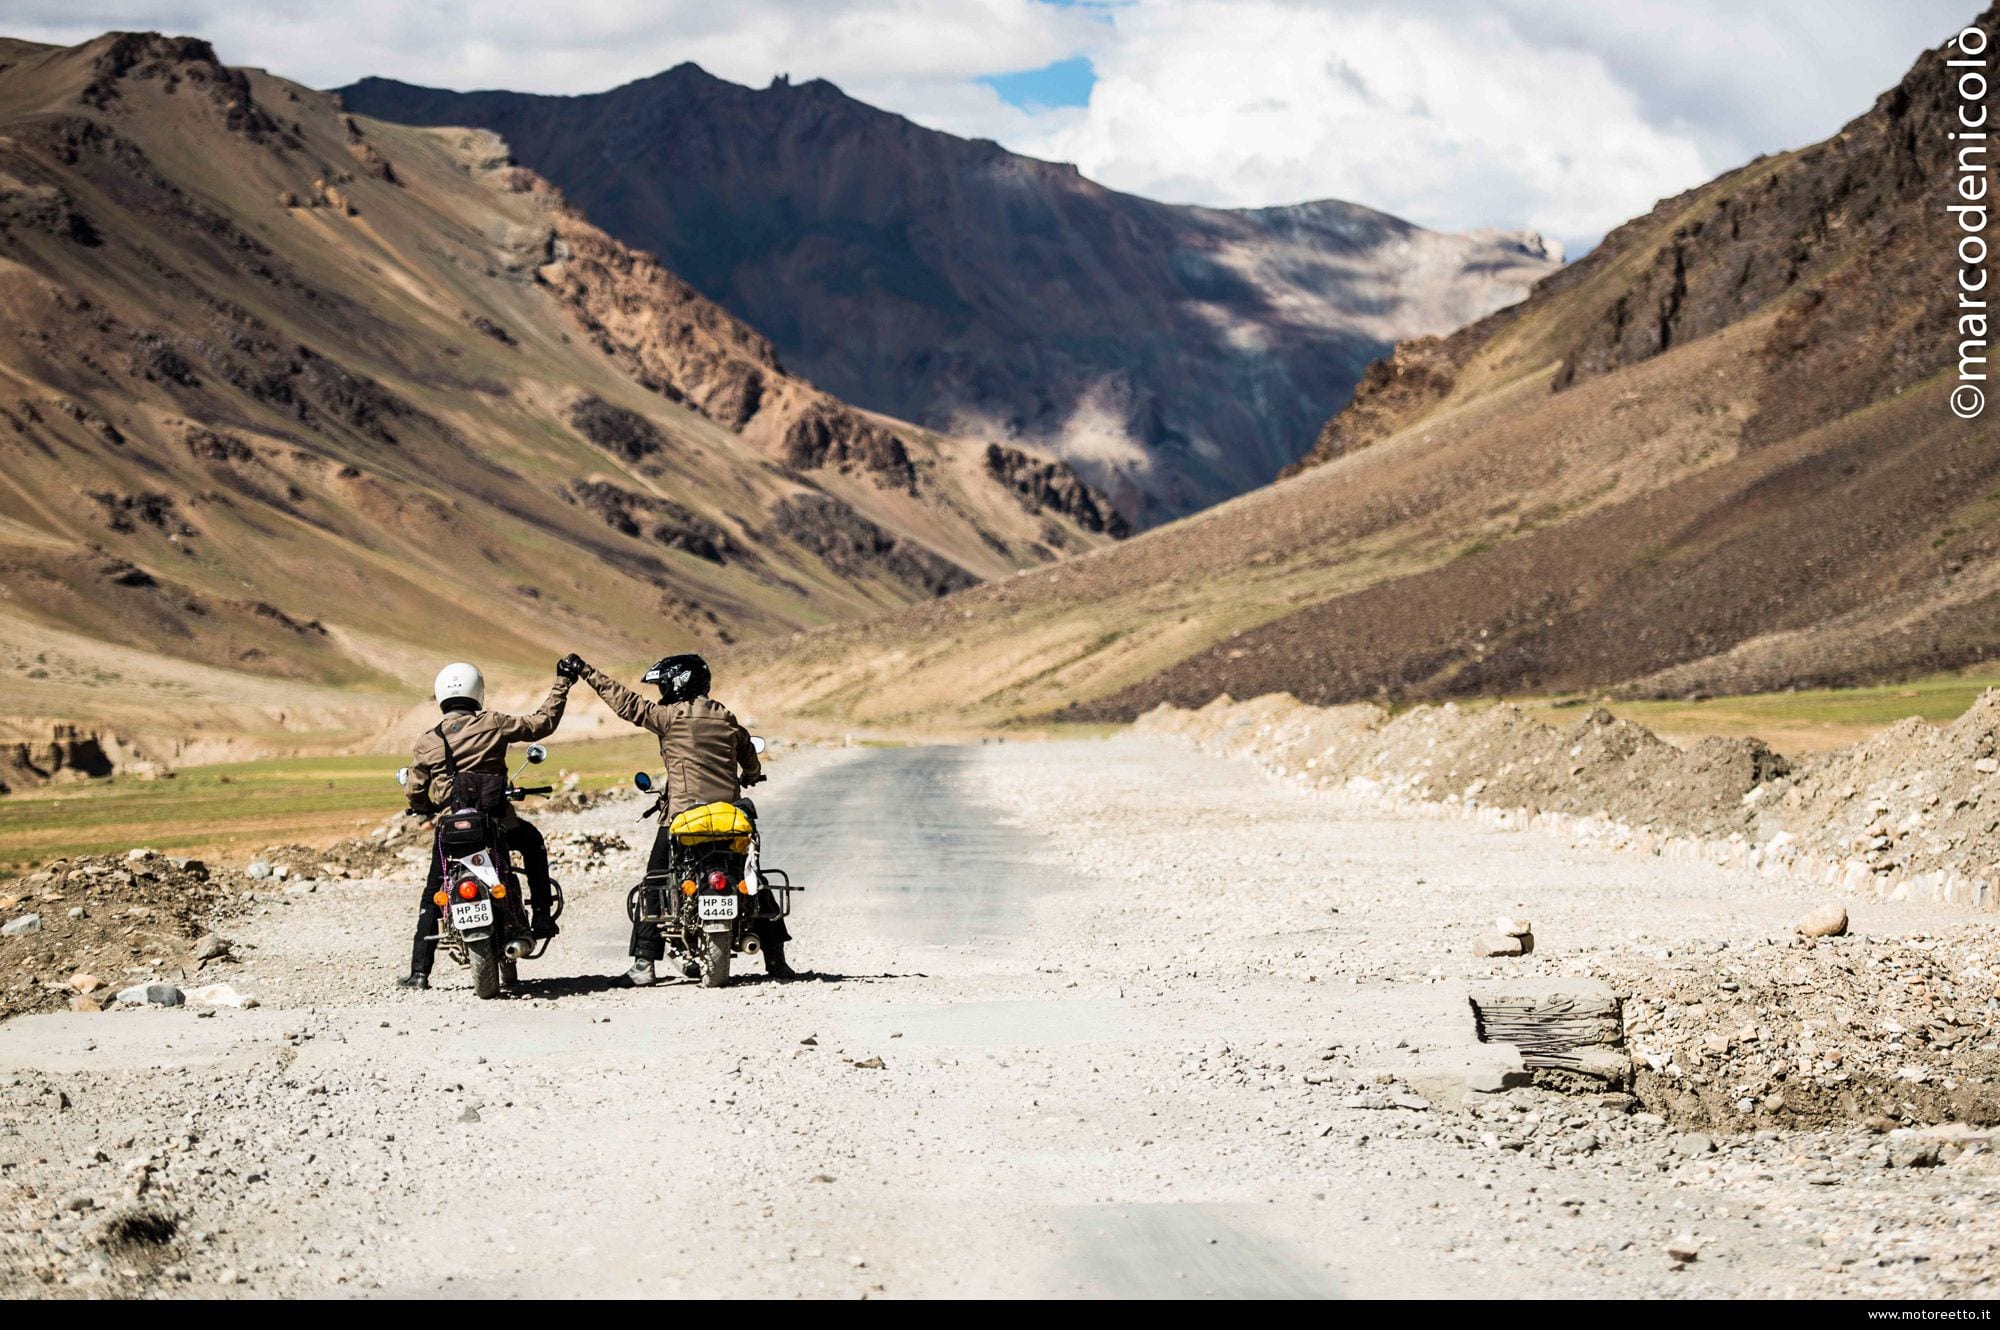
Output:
(980, 55), (1096, 111)
(1, 0), (1978, 252)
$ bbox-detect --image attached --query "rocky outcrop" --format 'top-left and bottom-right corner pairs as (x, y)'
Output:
(540, 212), (776, 430)
(0, 724), (121, 792)
(1285, 333), (1465, 472)
(768, 494), (974, 597)
(532, 194), (924, 490)
(89, 491), (192, 536)
(560, 479), (734, 564)
(981, 443), (1127, 537)
(780, 404), (914, 490)
(80, 33), (288, 144)
(567, 395), (666, 462)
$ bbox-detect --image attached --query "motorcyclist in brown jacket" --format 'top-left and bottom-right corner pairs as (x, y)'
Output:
(397, 660), (572, 989)
(561, 651), (794, 984)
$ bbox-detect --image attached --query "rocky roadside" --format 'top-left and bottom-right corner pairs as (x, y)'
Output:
(968, 734), (2000, 1296)
(1137, 691), (2000, 910)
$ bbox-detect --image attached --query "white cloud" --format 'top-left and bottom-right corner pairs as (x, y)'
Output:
(1000, 0), (1972, 252)
(1, 0), (1973, 250)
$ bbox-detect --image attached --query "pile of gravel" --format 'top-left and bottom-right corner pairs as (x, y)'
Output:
(1596, 928), (2000, 1131)
(0, 851), (246, 1019)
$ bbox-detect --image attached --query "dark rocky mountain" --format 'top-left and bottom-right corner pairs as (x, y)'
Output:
(339, 66), (1556, 525)
(732, 12), (1997, 729)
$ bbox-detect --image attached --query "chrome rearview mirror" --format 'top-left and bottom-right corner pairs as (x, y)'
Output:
(395, 766), (410, 787)
(526, 744), (548, 764)
(751, 736), (767, 755)
(633, 771), (653, 792)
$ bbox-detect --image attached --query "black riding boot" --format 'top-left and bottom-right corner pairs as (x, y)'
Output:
(398, 937), (433, 989)
(761, 933), (797, 980)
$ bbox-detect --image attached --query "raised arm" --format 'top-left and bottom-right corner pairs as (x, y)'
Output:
(500, 675), (573, 742)
(579, 662), (662, 733)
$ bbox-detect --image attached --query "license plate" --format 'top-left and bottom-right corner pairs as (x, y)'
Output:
(450, 899), (494, 930)
(697, 894), (738, 921)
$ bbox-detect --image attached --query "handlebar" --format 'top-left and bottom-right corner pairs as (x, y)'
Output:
(510, 785), (554, 799)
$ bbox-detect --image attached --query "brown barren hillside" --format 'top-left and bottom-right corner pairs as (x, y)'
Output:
(0, 33), (1117, 761)
(734, 11), (1997, 729)
(340, 66), (1558, 525)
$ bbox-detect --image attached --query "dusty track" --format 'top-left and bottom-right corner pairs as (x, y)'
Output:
(1, 739), (1994, 1297)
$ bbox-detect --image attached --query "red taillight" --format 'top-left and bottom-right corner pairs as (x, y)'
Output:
(707, 870), (730, 893)
(457, 881), (480, 900)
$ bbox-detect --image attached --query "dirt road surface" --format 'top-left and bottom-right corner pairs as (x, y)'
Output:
(2, 737), (1995, 1297)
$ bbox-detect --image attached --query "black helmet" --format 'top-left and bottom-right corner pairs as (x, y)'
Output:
(642, 653), (710, 703)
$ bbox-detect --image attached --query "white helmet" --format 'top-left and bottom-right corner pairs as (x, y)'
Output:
(433, 662), (485, 708)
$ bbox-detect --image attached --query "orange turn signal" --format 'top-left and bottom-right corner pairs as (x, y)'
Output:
(490, 883), (507, 899)
(737, 880), (752, 895)
(679, 878), (698, 896)
(457, 881), (479, 900)
(432, 891), (449, 908)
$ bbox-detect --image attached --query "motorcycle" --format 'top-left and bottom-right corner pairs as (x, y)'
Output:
(396, 743), (562, 999)
(627, 738), (797, 988)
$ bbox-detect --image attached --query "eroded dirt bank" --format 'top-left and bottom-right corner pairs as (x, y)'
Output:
(1137, 693), (2000, 909)
(0, 739), (1994, 1298)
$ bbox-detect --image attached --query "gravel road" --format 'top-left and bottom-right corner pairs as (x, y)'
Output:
(1, 737), (1994, 1297)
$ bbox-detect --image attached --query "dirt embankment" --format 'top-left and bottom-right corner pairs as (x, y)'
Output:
(1138, 696), (2000, 1136)
(1138, 692), (2000, 911)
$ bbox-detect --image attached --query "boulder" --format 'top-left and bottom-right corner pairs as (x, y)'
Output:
(1796, 904), (1849, 938)
(114, 982), (185, 1008)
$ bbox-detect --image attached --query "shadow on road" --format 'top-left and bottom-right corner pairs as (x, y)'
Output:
(505, 973), (631, 999)
(504, 969), (918, 999)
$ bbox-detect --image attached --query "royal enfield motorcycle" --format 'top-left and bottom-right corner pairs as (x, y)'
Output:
(396, 744), (562, 999)
(627, 739), (796, 988)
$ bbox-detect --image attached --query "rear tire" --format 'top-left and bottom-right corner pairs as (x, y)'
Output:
(701, 932), (731, 989)
(468, 938), (501, 999)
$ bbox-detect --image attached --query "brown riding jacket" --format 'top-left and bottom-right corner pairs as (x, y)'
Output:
(581, 664), (762, 817)
(406, 679), (571, 826)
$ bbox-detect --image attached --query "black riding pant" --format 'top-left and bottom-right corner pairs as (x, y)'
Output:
(409, 819), (552, 975)
(628, 823), (789, 961)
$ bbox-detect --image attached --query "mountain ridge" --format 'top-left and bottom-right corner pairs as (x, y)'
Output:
(0, 31), (1117, 758)
(338, 64), (1558, 524)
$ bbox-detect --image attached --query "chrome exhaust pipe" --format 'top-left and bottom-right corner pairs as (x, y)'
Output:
(504, 938), (533, 959)
(741, 934), (761, 956)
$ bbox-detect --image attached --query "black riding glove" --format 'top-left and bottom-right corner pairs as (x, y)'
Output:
(556, 653), (586, 681)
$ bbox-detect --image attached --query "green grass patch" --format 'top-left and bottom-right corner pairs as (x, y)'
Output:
(1519, 668), (2000, 753)
(0, 731), (664, 877)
